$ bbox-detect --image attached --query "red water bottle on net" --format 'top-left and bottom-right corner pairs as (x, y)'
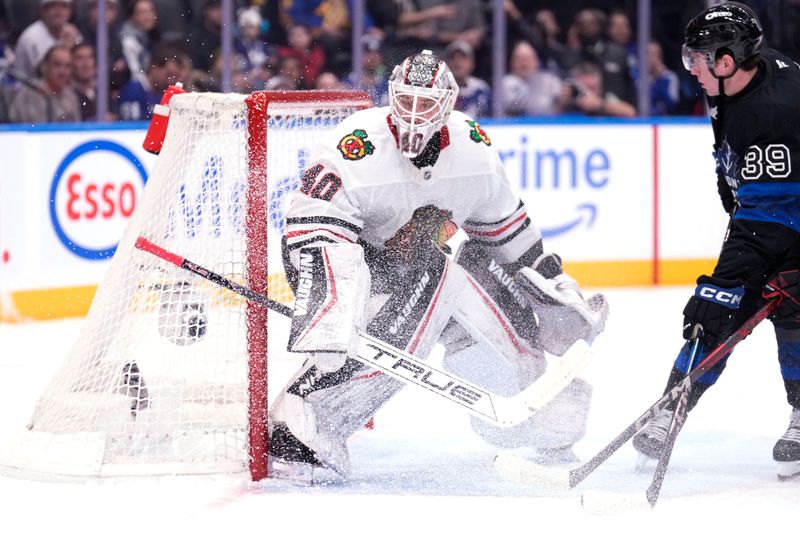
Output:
(143, 82), (185, 155)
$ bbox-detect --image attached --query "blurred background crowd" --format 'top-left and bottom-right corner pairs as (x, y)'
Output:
(0, 0), (798, 123)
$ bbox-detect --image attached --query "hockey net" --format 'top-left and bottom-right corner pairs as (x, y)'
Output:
(0, 91), (372, 480)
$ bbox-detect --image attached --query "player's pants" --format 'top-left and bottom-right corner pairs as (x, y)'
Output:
(670, 322), (800, 412)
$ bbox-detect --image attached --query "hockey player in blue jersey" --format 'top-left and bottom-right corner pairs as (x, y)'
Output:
(632, 2), (800, 481)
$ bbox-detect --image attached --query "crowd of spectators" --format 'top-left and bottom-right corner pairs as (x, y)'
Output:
(0, 0), (795, 124)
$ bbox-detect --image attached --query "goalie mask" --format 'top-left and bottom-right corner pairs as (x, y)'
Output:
(389, 50), (458, 158)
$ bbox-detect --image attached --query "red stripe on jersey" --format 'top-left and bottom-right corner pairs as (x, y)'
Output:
(408, 261), (449, 354)
(466, 213), (527, 238)
(465, 276), (528, 356)
(354, 370), (383, 381)
(293, 248), (340, 347)
(285, 228), (355, 243)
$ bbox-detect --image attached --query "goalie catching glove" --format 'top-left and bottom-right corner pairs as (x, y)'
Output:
(515, 253), (609, 355)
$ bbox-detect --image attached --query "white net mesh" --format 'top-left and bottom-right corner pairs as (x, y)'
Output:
(7, 91), (371, 478)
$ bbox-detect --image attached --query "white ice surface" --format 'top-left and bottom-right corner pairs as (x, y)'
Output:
(0, 287), (797, 531)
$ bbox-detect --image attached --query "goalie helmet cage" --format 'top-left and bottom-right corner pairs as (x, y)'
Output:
(0, 90), (372, 481)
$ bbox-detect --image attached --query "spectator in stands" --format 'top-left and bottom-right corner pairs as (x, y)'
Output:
(150, 0), (195, 43)
(265, 54), (302, 91)
(566, 8), (636, 109)
(345, 33), (388, 106)
(8, 44), (81, 123)
(77, 0), (128, 94)
(315, 71), (344, 90)
(13, 0), (82, 80)
(256, 0), (286, 47)
(380, 1), (457, 67)
(445, 40), (490, 118)
(207, 49), (251, 93)
(646, 40), (679, 116)
(77, 0), (123, 56)
(3, 0), (40, 44)
(283, 0), (376, 78)
(118, 0), (160, 82)
(607, 9), (637, 73)
(70, 41), (98, 120)
(116, 42), (189, 120)
(502, 3), (570, 77)
(0, 11), (12, 71)
(416, 0), (486, 58)
(235, 6), (272, 91)
(277, 24), (326, 90)
(560, 60), (636, 118)
(500, 40), (563, 116)
(186, 0), (222, 73)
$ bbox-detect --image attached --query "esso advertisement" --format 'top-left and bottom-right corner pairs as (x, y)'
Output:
(488, 123), (654, 260)
(50, 140), (148, 260)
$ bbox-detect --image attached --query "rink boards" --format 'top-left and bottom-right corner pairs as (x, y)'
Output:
(0, 117), (720, 321)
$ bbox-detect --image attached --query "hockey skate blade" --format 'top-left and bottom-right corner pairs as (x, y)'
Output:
(581, 490), (651, 515)
(777, 460), (800, 482)
(493, 451), (570, 489)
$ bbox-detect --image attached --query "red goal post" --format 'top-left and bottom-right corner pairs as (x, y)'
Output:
(0, 90), (372, 481)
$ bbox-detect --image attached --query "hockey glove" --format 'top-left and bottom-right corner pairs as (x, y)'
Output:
(516, 253), (609, 355)
(764, 270), (800, 324)
(683, 275), (745, 344)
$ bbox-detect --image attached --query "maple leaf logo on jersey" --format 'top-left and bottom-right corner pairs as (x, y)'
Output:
(466, 120), (491, 146)
(338, 129), (375, 161)
(714, 140), (740, 193)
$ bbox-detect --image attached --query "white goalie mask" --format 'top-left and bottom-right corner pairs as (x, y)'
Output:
(389, 50), (458, 158)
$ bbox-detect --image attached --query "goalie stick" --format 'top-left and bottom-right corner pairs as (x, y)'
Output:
(134, 236), (589, 428)
(495, 291), (781, 489)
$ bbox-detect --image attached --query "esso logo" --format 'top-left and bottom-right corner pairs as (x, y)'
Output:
(49, 140), (148, 260)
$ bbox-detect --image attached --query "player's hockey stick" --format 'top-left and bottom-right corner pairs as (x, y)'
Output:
(495, 292), (781, 489)
(579, 334), (703, 513)
(636, 334), (701, 507)
(640, 332), (702, 508)
(135, 236), (589, 428)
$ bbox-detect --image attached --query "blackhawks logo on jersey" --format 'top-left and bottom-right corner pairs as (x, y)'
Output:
(338, 129), (375, 161)
(466, 120), (491, 146)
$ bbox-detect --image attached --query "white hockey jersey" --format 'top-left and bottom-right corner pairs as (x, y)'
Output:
(284, 107), (542, 268)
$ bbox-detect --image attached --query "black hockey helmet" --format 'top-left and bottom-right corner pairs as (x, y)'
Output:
(682, 2), (762, 70)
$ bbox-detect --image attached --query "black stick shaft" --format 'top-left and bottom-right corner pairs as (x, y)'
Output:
(134, 236), (293, 317)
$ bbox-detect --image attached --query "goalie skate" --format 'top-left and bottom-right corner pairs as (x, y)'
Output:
(267, 424), (345, 486)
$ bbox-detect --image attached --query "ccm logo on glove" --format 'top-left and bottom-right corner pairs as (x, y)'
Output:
(697, 284), (744, 308)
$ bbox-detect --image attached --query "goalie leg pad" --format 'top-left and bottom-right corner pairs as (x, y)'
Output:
(288, 244), (371, 363)
(469, 377), (593, 451)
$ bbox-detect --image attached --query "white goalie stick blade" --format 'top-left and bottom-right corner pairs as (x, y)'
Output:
(494, 451), (571, 489)
(355, 334), (590, 428)
(580, 490), (651, 515)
